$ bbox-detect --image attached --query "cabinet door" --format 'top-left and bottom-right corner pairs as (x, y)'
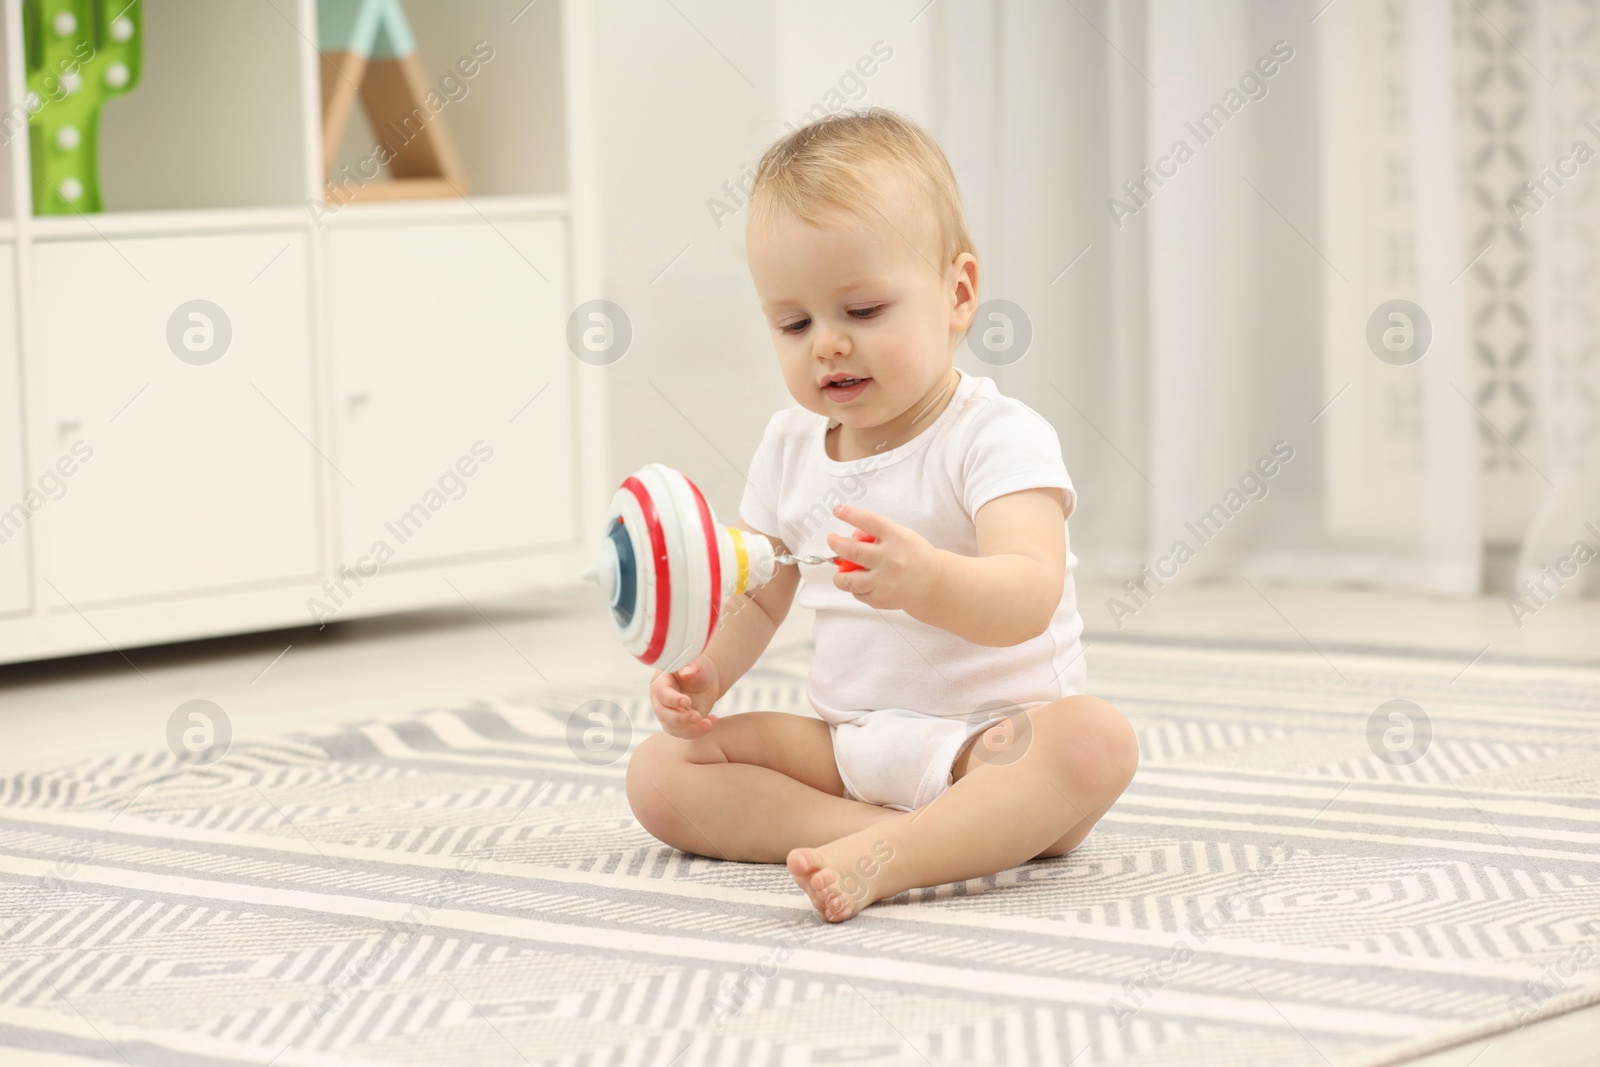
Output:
(0, 247), (27, 615)
(34, 232), (320, 606)
(328, 218), (576, 568)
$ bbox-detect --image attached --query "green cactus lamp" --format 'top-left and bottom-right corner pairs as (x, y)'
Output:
(23, 0), (143, 215)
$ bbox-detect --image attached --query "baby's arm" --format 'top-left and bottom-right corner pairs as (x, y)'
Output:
(930, 488), (1066, 645)
(831, 489), (1064, 647)
(699, 525), (801, 696)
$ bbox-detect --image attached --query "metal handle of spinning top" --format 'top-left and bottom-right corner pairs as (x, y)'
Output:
(774, 533), (877, 570)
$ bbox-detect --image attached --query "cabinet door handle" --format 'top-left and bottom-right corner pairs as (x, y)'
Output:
(58, 419), (80, 439)
(347, 393), (370, 412)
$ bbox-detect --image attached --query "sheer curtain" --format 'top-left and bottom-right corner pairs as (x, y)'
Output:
(1524, 0), (1600, 598)
(933, 0), (1589, 601)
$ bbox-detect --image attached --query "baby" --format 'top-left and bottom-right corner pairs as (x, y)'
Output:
(625, 108), (1138, 922)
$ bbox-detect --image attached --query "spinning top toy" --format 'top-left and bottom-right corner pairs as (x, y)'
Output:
(579, 464), (874, 673)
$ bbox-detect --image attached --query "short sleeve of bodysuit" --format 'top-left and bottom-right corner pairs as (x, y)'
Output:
(957, 396), (1078, 521)
(738, 410), (787, 538)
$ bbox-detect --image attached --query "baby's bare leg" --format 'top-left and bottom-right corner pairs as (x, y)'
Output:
(788, 695), (1138, 921)
(627, 711), (899, 863)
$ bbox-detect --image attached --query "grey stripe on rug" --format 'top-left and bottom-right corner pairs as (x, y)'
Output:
(0, 640), (1595, 1066)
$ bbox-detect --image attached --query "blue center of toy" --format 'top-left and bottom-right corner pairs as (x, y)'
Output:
(606, 516), (636, 629)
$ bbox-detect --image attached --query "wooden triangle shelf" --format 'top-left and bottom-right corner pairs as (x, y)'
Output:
(318, 0), (467, 200)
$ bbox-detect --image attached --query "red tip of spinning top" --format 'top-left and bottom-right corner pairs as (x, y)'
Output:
(835, 532), (876, 573)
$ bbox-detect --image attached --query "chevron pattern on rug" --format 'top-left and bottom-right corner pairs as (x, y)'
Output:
(0, 640), (1595, 1066)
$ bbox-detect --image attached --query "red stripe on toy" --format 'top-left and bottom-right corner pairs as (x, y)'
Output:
(623, 475), (670, 665)
(685, 477), (721, 645)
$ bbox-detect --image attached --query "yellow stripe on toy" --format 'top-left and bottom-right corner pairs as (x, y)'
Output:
(730, 527), (749, 595)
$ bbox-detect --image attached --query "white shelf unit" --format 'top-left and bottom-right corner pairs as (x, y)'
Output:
(0, 0), (608, 665)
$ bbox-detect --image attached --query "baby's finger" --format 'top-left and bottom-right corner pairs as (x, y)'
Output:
(833, 570), (872, 595)
(826, 531), (873, 567)
(656, 707), (694, 732)
(683, 667), (716, 689)
(660, 701), (712, 726)
(677, 663), (715, 693)
(663, 713), (715, 738)
(652, 678), (690, 705)
(831, 503), (893, 539)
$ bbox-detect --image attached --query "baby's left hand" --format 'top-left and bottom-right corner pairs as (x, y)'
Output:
(828, 503), (942, 613)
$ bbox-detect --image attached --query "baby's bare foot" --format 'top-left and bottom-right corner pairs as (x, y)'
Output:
(787, 836), (900, 923)
(787, 847), (854, 922)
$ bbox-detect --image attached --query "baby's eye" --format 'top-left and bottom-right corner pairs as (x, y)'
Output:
(778, 306), (881, 335)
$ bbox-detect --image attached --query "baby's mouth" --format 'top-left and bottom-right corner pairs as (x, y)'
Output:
(823, 376), (872, 396)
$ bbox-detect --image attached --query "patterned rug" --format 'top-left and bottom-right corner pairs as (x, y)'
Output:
(0, 639), (1597, 1067)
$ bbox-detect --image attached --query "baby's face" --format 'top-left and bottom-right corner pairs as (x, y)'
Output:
(747, 184), (972, 431)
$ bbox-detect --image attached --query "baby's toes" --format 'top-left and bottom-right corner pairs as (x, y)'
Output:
(812, 869), (848, 920)
(788, 848), (855, 922)
(787, 849), (832, 917)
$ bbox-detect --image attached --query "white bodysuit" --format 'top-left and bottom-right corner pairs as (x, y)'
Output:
(738, 367), (1088, 812)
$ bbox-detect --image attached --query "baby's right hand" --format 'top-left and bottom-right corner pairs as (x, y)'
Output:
(649, 655), (722, 739)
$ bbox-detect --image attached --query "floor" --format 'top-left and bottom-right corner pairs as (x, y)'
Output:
(1, 577), (1596, 1066)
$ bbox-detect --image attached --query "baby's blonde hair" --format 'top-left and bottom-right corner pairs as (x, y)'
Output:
(747, 108), (977, 277)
